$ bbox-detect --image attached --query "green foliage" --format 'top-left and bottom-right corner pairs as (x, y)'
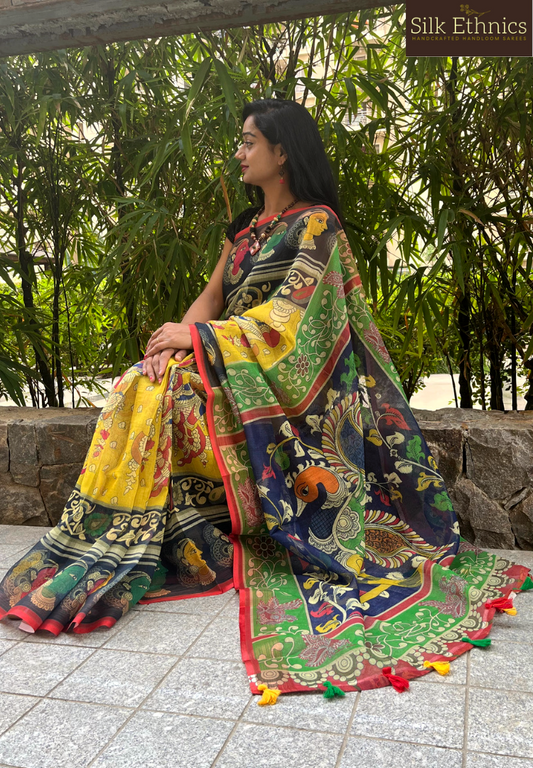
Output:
(0, 11), (531, 409)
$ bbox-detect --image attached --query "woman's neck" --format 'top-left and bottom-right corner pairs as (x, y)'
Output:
(260, 187), (299, 218)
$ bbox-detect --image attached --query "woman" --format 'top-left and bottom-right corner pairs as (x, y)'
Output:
(1, 99), (530, 696)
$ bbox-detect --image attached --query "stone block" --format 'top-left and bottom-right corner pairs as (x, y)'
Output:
(8, 420), (38, 468)
(10, 463), (40, 487)
(0, 479), (49, 526)
(509, 494), (533, 550)
(451, 477), (515, 549)
(465, 421), (533, 503)
(36, 410), (98, 466)
(419, 425), (463, 490)
(40, 463), (81, 525)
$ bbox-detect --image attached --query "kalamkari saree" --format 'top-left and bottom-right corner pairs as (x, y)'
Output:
(1, 203), (530, 695)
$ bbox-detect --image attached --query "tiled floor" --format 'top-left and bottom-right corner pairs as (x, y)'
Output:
(0, 524), (532, 768)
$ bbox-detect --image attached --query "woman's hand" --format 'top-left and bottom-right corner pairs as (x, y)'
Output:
(145, 322), (192, 357)
(143, 348), (177, 382)
(142, 323), (193, 382)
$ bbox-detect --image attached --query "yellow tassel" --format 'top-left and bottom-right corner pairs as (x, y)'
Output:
(257, 684), (281, 706)
(423, 661), (450, 676)
(503, 607), (517, 615)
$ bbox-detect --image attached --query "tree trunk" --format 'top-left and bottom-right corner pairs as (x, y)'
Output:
(457, 290), (473, 408)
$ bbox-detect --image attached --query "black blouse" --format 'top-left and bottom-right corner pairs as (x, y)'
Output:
(225, 206), (262, 244)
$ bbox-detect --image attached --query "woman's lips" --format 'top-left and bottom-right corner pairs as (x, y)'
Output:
(241, 166), (248, 172)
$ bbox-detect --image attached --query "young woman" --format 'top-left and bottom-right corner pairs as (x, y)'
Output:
(1, 99), (530, 697)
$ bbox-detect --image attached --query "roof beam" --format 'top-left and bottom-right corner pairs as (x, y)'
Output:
(0, 0), (387, 57)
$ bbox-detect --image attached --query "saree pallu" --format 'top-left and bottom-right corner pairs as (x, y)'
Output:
(0, 204), (530, 694)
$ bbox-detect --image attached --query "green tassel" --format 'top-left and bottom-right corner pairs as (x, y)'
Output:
(323, 680), (346, 699)
(520, 575), (533, 591)
(462, 636), (491, 647)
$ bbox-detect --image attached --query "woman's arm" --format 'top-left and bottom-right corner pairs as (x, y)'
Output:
(143, 237), (234, 381)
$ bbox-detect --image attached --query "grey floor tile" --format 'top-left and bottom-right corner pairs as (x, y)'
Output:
(50, 648), (177, 707)
(340, 737), (463, 768)
(0, 620), (22, 642)
(104, 610), (210, 655)
(468, 688), (533, 758)
(490, 603), (533, 643)
(243, 687), (354, 733)
(467, 752), (533, 767)
(187, 616), (241, 661)
(415, 652), (468, 685)
(351, 680), (465, 749)
(470, 642), (533, 692)
(0, 641), (93, 695)
(0, 693), (39, 737)
(219, 593), (240, 619)
(143, 657), (251, 719)
(23, 609), (137, 648)
(486, 549), (533, 569)
(0, 641), (15, 658)
(0, 545), (29, 570)
(0, 525), (50, 547)
(92, 710), (234, 768)
(138, 591), (233, 616)
(0, 698), (129, 768)
(215, 722), (343, 768)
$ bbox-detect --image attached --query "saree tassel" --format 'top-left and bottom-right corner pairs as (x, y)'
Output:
(519, 575), (533, 591)
(322, 680), (346, 699)
(257, 684), (281, 706)
(423, 661), (450, 676)
(382, 666), (409, 692)
(485, 597), (515, 614)
(462, 636), (491, 647)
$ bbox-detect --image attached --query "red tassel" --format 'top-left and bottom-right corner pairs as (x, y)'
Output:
(485, 598), (514, 612)
(382, 666), (409, 692)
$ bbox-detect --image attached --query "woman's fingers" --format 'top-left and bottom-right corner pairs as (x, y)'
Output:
(157, 348), (176, 377)
(144, 354), (157, 382)
(174, 349), (188, 361)
(146, 338), (180, 357)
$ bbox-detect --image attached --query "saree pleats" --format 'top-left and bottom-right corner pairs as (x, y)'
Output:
(0, 361), (233, 634)
(1, 203), (530, 695)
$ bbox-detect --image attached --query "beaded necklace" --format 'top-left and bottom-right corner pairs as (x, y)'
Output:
(248, 198), (298, 256)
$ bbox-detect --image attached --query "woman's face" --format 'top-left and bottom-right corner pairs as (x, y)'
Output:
(235, 115), (286, 187)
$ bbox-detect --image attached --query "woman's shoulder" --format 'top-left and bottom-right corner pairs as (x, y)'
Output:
(225, 206), (262, 244)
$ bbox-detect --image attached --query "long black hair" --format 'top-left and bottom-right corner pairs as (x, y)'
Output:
(241, 99), (344, 227)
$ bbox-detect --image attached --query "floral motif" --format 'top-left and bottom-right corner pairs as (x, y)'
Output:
(238, 478), (264, 528)
(83, 512), (111, 538)
(323, 270), (345, 297)
(363, 322), (391, 363)
(420, 574), (468, 618)
(256, 595), (303, 625)
(252, 537), (278, 560)
(295, 354), (310, 377)
(298, 634), (351, 667)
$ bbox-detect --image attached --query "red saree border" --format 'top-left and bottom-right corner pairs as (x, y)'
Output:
(190, 323), (242, 540)
(139, 577), (234, 604)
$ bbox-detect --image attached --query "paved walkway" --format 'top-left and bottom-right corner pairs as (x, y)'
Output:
(0, 524), (532, 768)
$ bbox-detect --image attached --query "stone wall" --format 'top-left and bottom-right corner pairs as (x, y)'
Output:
(0, 407), (99, 527)
(413, 408), (533, 550)
(1, 406), (533, 549)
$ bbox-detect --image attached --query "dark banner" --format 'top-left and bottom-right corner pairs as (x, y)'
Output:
(406, 1), (532, 56)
